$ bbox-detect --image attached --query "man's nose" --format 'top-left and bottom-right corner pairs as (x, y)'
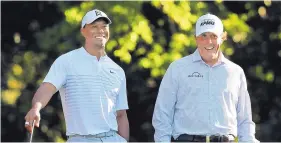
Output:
(206, 37), (213, 44)
(98, 28), (104, 33)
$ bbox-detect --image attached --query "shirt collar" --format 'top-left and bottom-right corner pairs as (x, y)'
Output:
(218, 52), (227, 64)
(192, 49), (202, 62)
(80, 47), (109, 61)
(192, 48), (227, 64)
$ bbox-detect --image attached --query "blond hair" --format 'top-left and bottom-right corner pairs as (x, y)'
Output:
(221, 31), (228, 41)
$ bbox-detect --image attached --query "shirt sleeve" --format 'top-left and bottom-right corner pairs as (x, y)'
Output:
(237, 69), (259, 143)
(43, 55), (67, 91)
(152, 62), (178, 142)
(116, 70), (129, 110)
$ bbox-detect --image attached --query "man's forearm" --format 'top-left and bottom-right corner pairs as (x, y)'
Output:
(31, 82), (57, 110)
(117, 111), (129, 141)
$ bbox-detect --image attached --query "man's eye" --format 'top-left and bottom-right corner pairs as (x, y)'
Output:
(211, 35), (217, 38)
(201, 34), (207, 37)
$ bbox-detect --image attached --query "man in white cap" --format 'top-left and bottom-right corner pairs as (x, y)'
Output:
(152, 13), (259, 142)
(24, 9), (129, 142)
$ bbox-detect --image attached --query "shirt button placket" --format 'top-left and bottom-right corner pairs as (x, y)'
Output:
(95, 59), (102, 95)
(207, 66), (212, 130)
(208, 67), (212, 99)
(97, 60), (102, 73)
(208, 66), (213, 130)
(97, 60), (103, 92)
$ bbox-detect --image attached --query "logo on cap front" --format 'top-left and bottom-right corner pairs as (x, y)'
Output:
(200, 19), (215, 26)
(95, 10), (102, 16)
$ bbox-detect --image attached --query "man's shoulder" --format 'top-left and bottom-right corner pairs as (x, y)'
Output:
(223, 58), (244, 73)
(170, 54), (193, 68)
(62, 48), (81, 57)
(56, 48), (81, 61)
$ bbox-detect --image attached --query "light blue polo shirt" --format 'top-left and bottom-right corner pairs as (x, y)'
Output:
(43, 47), (128, 136)
(152, 49), (258, 142)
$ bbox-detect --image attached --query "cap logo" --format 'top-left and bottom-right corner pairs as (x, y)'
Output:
(200, 19), (215, 26)
(95, 10), (102, 16)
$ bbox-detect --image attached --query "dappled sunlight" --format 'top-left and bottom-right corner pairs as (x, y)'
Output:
(152, 44), (163, 53)
(215, 0), (223, 4)
(224, 47), (234, 56)
(13, 32), (21, 44)
(258, 6), (267, 18)
(139, 58), (151, 69)
(171, 52), (182, 61)
(151, 68), (161, 78)
(80, 1), (94, 11)
(170, 33), (191, 52)
(223, 14), (251, 44)
(134, 19), (153, 44)
(233, 32), (247, 43)
(106, 40), (118, 51)
(1, 89), (21, 105)
(249, 65), (275, 83)
(136, 47), (146, 56)
(153, 1), (196, 32)
(8, 79), (23, 89)
(264, 0), (271, 7)
(12, 64), (23, 76)
(265, 71), (274, 83)
(112, 5), (129, 15)
(64, 7), (83, 25)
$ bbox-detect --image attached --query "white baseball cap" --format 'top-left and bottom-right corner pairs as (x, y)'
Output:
(195, 13), (223, 37)
(81, 9), (112, 28)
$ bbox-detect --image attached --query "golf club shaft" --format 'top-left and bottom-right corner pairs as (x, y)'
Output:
(29, 120), (35, 143)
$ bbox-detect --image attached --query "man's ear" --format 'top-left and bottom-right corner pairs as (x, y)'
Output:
(221, 31), (227, 42)
(218, 31), (227, 44)
(80, 28), (86, 38)
(218, 37), (223, 44)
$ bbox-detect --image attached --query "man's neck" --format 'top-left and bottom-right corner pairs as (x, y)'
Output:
(84, 45), (105, 61)
(202, 53), (221, 67)
(204, 58), (218, 66)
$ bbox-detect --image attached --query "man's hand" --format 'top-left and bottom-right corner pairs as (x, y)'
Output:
(23, 82), (57, 133)
(24, 108), (41, 133)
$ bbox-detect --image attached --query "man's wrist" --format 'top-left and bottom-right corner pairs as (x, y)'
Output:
(32, 102), (42, 111)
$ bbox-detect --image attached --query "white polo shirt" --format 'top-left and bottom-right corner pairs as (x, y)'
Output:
(43, 47), (128, 136)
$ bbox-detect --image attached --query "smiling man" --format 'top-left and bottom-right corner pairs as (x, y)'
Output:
(152, 13), (259, 142)
(24, 9), (129, 142)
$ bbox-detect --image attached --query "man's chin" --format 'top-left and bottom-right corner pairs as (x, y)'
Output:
(97, 45), (105, 49)
(93, 42), (106, 48)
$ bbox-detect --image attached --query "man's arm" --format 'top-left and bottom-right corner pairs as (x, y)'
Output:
(115, 70), (129, 141)
(25, 82), (57, 132)
(152, 63), (178, 142)
(117, 110), (129, 141)
(25, 55), (67, 133)
(236, 69), (259, 142)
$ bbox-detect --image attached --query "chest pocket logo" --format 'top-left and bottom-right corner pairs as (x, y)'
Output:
(188, 72), (204, 78)
(101, 68), (121, 93)
(101, 68), (122, 110)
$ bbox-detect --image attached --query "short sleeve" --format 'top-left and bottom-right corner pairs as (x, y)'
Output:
(43, 55), (67, 91)
(115, 70), (129, 110)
